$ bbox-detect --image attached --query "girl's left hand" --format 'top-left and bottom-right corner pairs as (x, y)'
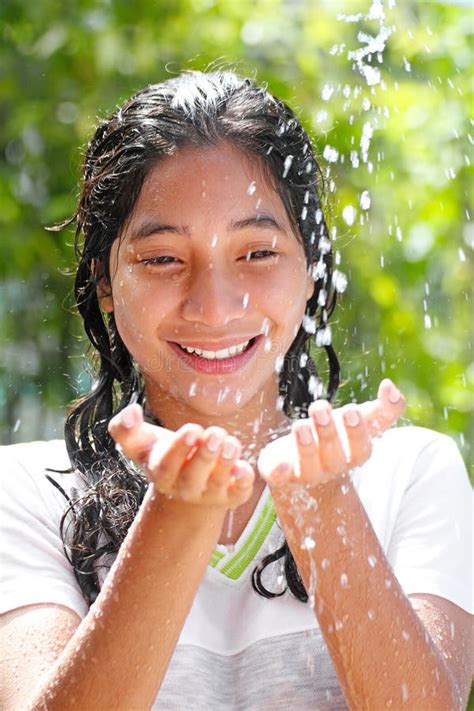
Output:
(258, 379), (406, 488)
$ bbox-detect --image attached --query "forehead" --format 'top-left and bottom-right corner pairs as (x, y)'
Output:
(130, 142), (287, 222)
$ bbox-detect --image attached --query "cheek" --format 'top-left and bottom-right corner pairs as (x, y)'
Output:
(252, 262), (309, 313)
(110, 274), (171, 342)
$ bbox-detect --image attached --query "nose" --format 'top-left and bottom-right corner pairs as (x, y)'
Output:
(181, 265), (247, 327)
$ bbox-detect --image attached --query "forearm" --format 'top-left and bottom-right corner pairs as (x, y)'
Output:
(29, 486), (226, 711)
(271, 479), (459, 711)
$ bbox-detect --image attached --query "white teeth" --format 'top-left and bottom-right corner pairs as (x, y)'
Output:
(179, 339), (251, 360)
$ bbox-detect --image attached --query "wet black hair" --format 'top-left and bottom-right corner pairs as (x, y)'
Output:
(54, 70), (340, 605)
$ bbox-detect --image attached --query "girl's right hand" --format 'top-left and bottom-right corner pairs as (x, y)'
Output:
(108, 404), (255, 508)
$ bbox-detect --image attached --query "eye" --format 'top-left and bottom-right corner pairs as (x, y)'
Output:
(140, 255), (180, 266)
(242, 250), (278, 261)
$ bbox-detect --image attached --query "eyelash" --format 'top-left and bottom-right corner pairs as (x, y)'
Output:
(242, 250), (278, 261)
(141, 256), (179, 265)
(140, 250), (278, 266)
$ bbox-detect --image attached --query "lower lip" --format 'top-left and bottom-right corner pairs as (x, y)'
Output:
(168, 336), (263, 374)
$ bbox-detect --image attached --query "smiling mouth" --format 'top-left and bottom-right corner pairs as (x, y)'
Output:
(173, 337), (257, 361)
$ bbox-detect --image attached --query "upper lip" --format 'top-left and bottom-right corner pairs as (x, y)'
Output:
(168, 335), (260, 350)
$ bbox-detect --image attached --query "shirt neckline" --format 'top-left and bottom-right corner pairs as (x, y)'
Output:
(208, 486), (276, 582)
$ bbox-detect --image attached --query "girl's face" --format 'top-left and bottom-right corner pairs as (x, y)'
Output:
(101, 142), (314, 418)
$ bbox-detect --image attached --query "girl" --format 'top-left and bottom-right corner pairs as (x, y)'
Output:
(1, 71), (472, 710)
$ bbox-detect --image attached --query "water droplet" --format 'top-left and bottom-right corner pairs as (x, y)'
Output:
(247, 181), (256, 195)
(424, 314), (432, 329)
(274, 355), (284, 373)
(401, 630), (410, 641)
(282, 155), (294, 178)
(360, 190), (371, 210)
(242, 292), (249, 308)
(323, 145), (339, 163)
(342, 205), (357, 226)
(332, 270), (348, 293)
(316, 326), (332, 347)
(302, 537), (316, 550)
(308, 376), (321, 397)
(303, 315), (317, 334)
(401, 683), (409, 702)
(318, 235), (332, 255)
(368, 554), (377, 567)
(340, 573), (349, 587)
(368, 608), (375, 620)
(321, 558), (330, 570)
(299, 352), (308, 367)
(188, 382), (197, 397)
(360, 122), (374, 162)
(321, 83), (334, 101)
(350, 150), (360, 168)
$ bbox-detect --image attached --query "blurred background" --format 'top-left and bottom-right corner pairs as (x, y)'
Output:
(1, 0), (472, 478)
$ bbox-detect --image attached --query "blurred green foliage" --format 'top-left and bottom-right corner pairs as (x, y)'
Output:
(1, 0), (473, 477)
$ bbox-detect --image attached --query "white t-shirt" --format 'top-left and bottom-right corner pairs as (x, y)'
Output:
(1, 426), (472, 710)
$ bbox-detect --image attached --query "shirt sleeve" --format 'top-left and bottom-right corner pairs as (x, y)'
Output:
(0, 443), (89, 619)
(387, 433), (473, 614)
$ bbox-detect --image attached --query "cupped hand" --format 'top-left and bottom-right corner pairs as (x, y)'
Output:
(258, 379), (406, 488)
(108, 405), (255, 508)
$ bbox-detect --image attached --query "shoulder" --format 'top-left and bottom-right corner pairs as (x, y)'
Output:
(0, 440), (78, 523)
(356, 425), (467, 487)
(1, 439), (70, 469)
(352, 425), (471, 545)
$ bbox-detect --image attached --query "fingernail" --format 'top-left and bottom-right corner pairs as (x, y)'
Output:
(344, 409), (360, 428)
(222, 439), (237, 460)
(311, 403), (331, 426)
(185, 428), (200, 446)
(206, 432), (223, 452)
(296, 422), (314, 446)
(388, 382), (401, 404)
(120, 408), (136, 429)
(232, 464), (248, 481)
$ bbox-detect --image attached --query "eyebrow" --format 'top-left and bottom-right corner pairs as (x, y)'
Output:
(229, 215), (285, 233)
(128, 214), (286, 242)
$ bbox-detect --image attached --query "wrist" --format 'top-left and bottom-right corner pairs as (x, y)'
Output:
(269, 472), (352, 503)
(143, 484), (229, 525)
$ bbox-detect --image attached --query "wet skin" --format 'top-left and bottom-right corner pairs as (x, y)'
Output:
(103, 142), (406, 508)
(101, 142), (313, 432)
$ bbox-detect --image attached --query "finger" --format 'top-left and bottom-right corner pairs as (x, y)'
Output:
(147, 424), (203, 492)
(260, 460), (293, 488)
(308, 401), (347, 476)
(227, 460), (256, 507)
(176, 427), (227, 500)
(341, 407), (373, 468)
(292, 420), (322, 483)
(357, 379), (406, 437)
(108, 404), (173, 464)
(206, 436), (242, 490)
